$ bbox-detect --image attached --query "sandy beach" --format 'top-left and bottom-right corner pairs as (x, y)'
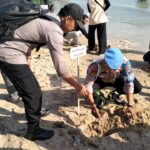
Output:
(0, 37), (150, 150)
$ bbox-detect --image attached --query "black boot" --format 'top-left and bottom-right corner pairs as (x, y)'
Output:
(25, 128), (54, 141)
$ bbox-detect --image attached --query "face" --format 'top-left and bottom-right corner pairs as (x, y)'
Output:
(82, 17), (89, 25)
(61, 16), (76, 33)
(100, 61), (119, 82)
(102, 60), (116, 74)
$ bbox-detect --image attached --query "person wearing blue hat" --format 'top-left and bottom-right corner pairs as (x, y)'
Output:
(84, 48), (142, 119)
(87, 0), (111, 54)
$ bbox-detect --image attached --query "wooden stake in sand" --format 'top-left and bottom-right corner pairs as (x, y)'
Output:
(70, 45), (87, 115)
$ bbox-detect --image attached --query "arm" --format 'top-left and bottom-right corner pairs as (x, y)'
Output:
(125, 93), (137, 118)
(87, 3), (91, 13)
(46, 29), (89, 96)
(76, 24), (88, 39)
(124, 83), (135, 107)
(84, 62), (101, 118)
(122, 59), (136, 118)
(104, 0), (111, 11)
(86, 93), (100, 118)
(62, 75), (89, 96)
(126, 93), (134, 106)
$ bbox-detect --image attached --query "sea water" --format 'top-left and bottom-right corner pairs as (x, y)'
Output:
(38, 0), (150, 51)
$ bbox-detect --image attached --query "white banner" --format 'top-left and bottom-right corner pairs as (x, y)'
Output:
(70, 45), (87, 59)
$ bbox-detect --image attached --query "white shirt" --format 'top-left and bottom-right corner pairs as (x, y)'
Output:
(88, 0), (108, 25)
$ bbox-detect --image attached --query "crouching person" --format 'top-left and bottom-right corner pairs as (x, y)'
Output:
(85, 48), (142, 118)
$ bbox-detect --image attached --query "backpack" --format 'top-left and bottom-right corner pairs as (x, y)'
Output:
(0, 0), (60, 51)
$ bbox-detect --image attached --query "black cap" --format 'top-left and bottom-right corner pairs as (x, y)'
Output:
(59, 3), (84, 21)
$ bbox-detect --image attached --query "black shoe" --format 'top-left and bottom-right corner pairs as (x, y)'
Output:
(41, 108), (50, 117)
(25, 128), (54, 141)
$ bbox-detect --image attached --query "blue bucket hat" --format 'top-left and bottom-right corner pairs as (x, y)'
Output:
(104, 48), (124, 70)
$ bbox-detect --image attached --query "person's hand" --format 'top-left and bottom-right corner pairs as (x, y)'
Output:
(125, 106), (137, 119)
(91, 104), (101, 119)
(78, 85), (89, 97)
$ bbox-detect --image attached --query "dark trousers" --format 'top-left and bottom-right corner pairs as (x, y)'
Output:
(1, 70), (19, 99)
(88, 23), (107, 54)
(95, 76), (142, 94)
(0, 61), (42, 133)
(43, 0), (52, 4)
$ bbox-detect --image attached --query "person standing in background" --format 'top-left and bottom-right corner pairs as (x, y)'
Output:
(41, 0), (54, 12)
(87, 0), (110, 54)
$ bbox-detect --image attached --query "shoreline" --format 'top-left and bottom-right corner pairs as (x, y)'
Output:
(107, 22), (150, 52)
